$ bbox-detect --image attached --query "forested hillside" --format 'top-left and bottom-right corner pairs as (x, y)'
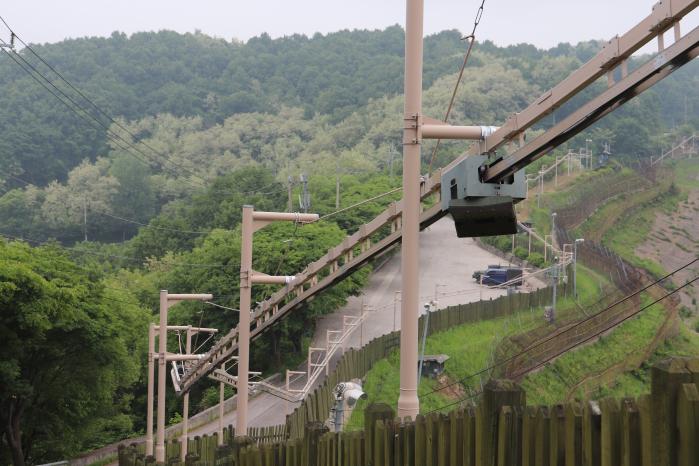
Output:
(0, 26), (697, 463)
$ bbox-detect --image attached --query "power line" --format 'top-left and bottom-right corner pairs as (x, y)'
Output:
(0, 20), (285, 198)
(424, 275), (697, 414)
(0, 21), (213, 189)
(92, 210), (210, 235)
(0, 231), (240, 269)
(316, 187), (403, 221)
(0, 43), (157, 171)
(420, 256), (698, 399)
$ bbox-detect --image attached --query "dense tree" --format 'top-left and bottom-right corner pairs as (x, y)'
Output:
(0, 240), (149, 465)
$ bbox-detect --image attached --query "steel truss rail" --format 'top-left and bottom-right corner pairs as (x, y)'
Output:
(179, 0), (698, 395)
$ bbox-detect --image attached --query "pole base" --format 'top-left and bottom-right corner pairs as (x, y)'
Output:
(396, 391), (419, 420)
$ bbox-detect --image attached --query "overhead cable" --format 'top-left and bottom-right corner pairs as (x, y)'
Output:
(424, 275), (697, 414)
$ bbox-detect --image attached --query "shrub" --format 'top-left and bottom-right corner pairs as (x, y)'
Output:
(514, 247), (529, 260)
(679, 306), (693, 319)
(527, 252), (545, 268)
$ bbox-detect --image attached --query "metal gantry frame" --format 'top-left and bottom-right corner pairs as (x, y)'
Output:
(176, 0), (699, 420)
(149, 292), (213, 463)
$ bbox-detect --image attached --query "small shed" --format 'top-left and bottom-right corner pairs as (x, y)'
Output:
(419, 354), (450, 378)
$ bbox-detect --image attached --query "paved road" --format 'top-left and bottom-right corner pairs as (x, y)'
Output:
(186, 216), (533, 436)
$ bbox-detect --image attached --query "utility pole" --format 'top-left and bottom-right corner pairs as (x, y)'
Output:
(389, 144), (397, 179)
(551, 259), (559, 319)
(287, 176), (294, 213)
(237, 207), (318, 437)
(538, 166), (545, 208)
(397, 0), (424, 421)
(335, 163), (341, 209)
(83, 197), (88, 242)
(299, 173), (310, 213)
(574, 238), (584, 299)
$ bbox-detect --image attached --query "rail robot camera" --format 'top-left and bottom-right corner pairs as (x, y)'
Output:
(440, 155), (526, 237)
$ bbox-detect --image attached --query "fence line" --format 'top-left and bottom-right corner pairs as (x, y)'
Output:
(118, 358), (699, 465)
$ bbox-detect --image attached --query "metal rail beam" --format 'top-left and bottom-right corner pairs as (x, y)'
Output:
(178, 203), (445, 394)
(484, 25), (699, 182)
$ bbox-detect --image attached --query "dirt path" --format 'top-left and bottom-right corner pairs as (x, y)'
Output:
(636, 189), (699, 313)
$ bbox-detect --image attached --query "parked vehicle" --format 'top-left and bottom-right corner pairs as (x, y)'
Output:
(472, 266), (523, 287)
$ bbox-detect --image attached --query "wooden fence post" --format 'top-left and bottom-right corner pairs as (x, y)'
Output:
(564, 401), (583, 466)
(582, 401), (601, 466)
(620, 398), (640, 466)
(521, 406), (538, 466)
(650, 358), (692, 465)
(477, 379), (525, 466)
(600, 398), (620, 466)
(363, 403), (394, 464)
(677, 383), (699, 466)
(302, 421), (328, 466)
(549, 404), (565, 466)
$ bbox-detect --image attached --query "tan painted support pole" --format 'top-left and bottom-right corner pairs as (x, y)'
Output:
(236, 208), (318, 438)
(237, 206), (254, 438)
(218, 363), (225, 445)
(180, 328), (192, 461)
(155, 291), (212, 462)
(397, 0), (423, 421)
(155, 290), (168, 463)
(146, 323), (155, 457)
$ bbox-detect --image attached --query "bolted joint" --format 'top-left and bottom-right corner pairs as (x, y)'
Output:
(403, 113), (422, 145)
(239, 270), (251, 289)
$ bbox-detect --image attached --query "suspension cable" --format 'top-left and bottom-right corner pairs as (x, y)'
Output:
(427, 0), (487, 176)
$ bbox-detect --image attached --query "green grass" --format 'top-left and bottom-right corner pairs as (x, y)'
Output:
(345, 266), (607, 427)
(345, 307), (545, 430)
(520, 294), (670, 405)
(673, 158), (699, 190)
(583, 323), (699, 400)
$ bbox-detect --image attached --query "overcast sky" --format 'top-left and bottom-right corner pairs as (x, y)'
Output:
(4, 0), (695, 50)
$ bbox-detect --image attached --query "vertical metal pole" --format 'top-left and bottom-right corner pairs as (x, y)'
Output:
(155, 290), (168, 463)
(552, 262), (558, 317)
(574, 243), (578, 299)
(236, 206), (253, 437)
(393, 291), (400, 332)
(146, 323), (155, 457)
(397, 0), (423, 421)
(360, 302), (364, 347)
(418, 304), (429, 382)
(83, 197), (87, 242)
(336, 173), (340, 209)
(180, 328), (192, 461)
(218, 376), (224, 445)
